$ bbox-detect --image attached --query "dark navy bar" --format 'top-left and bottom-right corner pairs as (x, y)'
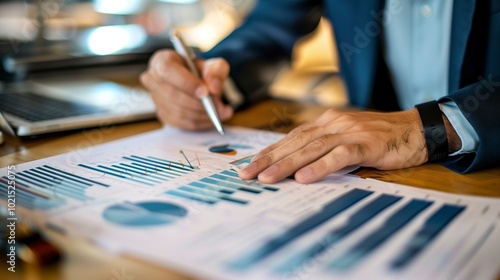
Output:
(390, 204), (465, 269)
(118, 163), (175, 180)
(17, 172), (50, 189)
(79, 164), (154, 186)
(330, 199), (433, 270)
(231, 188), (373, 269)
(43, 165), (109, 187)
(148, 155), (195, 170)
(129, 162), (185, 177)
(124, 156), (190, 173)
(98, 165), (161, 184)
(127, 155), (193, 172)
(36, 167), (87, 186)
(278, 194), (402, 273)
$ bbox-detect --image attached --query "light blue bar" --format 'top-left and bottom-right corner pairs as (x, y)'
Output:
(16, 177), (86, 201)
(213, 170), (279, 192)
(188, 181), (234, 194)
(200, 177), (262, 194)
(166, 190), (218, 204)
(179, 186), (248, 205)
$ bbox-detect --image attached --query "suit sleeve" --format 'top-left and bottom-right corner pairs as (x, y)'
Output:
(199, 0), (322, 107)
(438, 75), (500, 173)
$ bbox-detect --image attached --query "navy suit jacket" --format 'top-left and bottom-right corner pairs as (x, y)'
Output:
(202, 0), (500, 174)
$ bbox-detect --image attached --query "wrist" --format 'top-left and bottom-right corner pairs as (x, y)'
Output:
(442, 114), (462, 153)
(415, 101), (449, 162)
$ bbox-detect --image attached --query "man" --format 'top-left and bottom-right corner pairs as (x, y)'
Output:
(140, 0), (500, 184)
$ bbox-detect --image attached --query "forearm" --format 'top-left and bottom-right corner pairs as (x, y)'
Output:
(438, 75), (500, 173)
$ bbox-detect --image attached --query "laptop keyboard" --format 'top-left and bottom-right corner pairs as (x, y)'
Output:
(0, 93), (107, 122)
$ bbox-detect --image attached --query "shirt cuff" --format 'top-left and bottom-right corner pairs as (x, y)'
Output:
(439, 101), (479, 156)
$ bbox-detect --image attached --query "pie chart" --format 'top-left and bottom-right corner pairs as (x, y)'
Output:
(209, 144), (253, 156)
(103, 201), (188, 227)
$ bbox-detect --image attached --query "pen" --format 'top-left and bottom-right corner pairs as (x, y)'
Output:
(169, 29), (225, 136)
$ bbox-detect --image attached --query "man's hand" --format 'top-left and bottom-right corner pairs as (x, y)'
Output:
(239, 108), (429, 184)
(140, 49), (234, 130)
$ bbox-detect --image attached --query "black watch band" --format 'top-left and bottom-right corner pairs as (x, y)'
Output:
(415, 101), (449, 162)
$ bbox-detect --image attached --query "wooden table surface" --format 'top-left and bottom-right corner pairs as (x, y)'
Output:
(1, 98), (499, 280)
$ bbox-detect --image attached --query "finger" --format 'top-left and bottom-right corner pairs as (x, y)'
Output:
(239, 126), (327, 180)
(149, 50), (209, 98)
(212, 97), (234, 121)
(253, 110), (367, 162)
(200, 58), (230, 96)
(140, 71), (162, 92)
(148, 80), (206, 112)
(156, 107), (214, 130)
(251, 116), (345, 164)
(256, 134), (349, 183)
(294, 143), (366, 184)
(151, 93), (211, 122)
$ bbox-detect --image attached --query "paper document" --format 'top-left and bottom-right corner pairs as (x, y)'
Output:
(1, 126), (499, 280)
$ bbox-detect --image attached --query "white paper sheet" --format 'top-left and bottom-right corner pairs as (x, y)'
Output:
(1, 126), (499, 280)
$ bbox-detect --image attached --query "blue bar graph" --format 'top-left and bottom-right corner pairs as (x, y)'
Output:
(277, 194), (402, 273)
(230, 189), (374, 270)
(329, 199), (433, 270)
(0, 178), (63, 210)
(0, 164), (108, 210)
(78, 155), (194, 186)
(165, 168), (280, 206)
(390, 204), (465, 269)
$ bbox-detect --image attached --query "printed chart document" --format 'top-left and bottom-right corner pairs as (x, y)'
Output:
(1, 126), (500, 280)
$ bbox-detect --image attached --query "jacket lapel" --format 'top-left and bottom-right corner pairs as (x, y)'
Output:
(448, 0), (476, 92)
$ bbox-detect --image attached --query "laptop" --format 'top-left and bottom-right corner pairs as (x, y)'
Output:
(0, 76), (156, 137)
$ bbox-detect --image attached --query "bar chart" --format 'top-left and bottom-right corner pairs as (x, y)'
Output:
(231, 188), (374, 270)
(166, 169), (279, 206)
(227, 189), (469, 277)
(79, 155), (195, 186)
(1, 165), (109, 210)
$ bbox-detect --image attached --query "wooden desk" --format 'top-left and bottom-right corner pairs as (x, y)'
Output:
(1, 99), (499, 280)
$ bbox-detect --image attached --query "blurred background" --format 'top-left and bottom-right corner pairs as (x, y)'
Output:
(0, 0), (346, 107)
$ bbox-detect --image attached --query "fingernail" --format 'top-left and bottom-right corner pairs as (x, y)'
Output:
(297, 167), (312, 180)
(242, 162), (257, 174)
(260, 165), (278, 178)
(195, 86), (208, 98)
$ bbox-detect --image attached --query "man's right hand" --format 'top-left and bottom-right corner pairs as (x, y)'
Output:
(140, 49), (234, 130)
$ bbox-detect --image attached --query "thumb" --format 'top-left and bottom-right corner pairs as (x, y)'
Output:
(200, 58), (230, 96)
